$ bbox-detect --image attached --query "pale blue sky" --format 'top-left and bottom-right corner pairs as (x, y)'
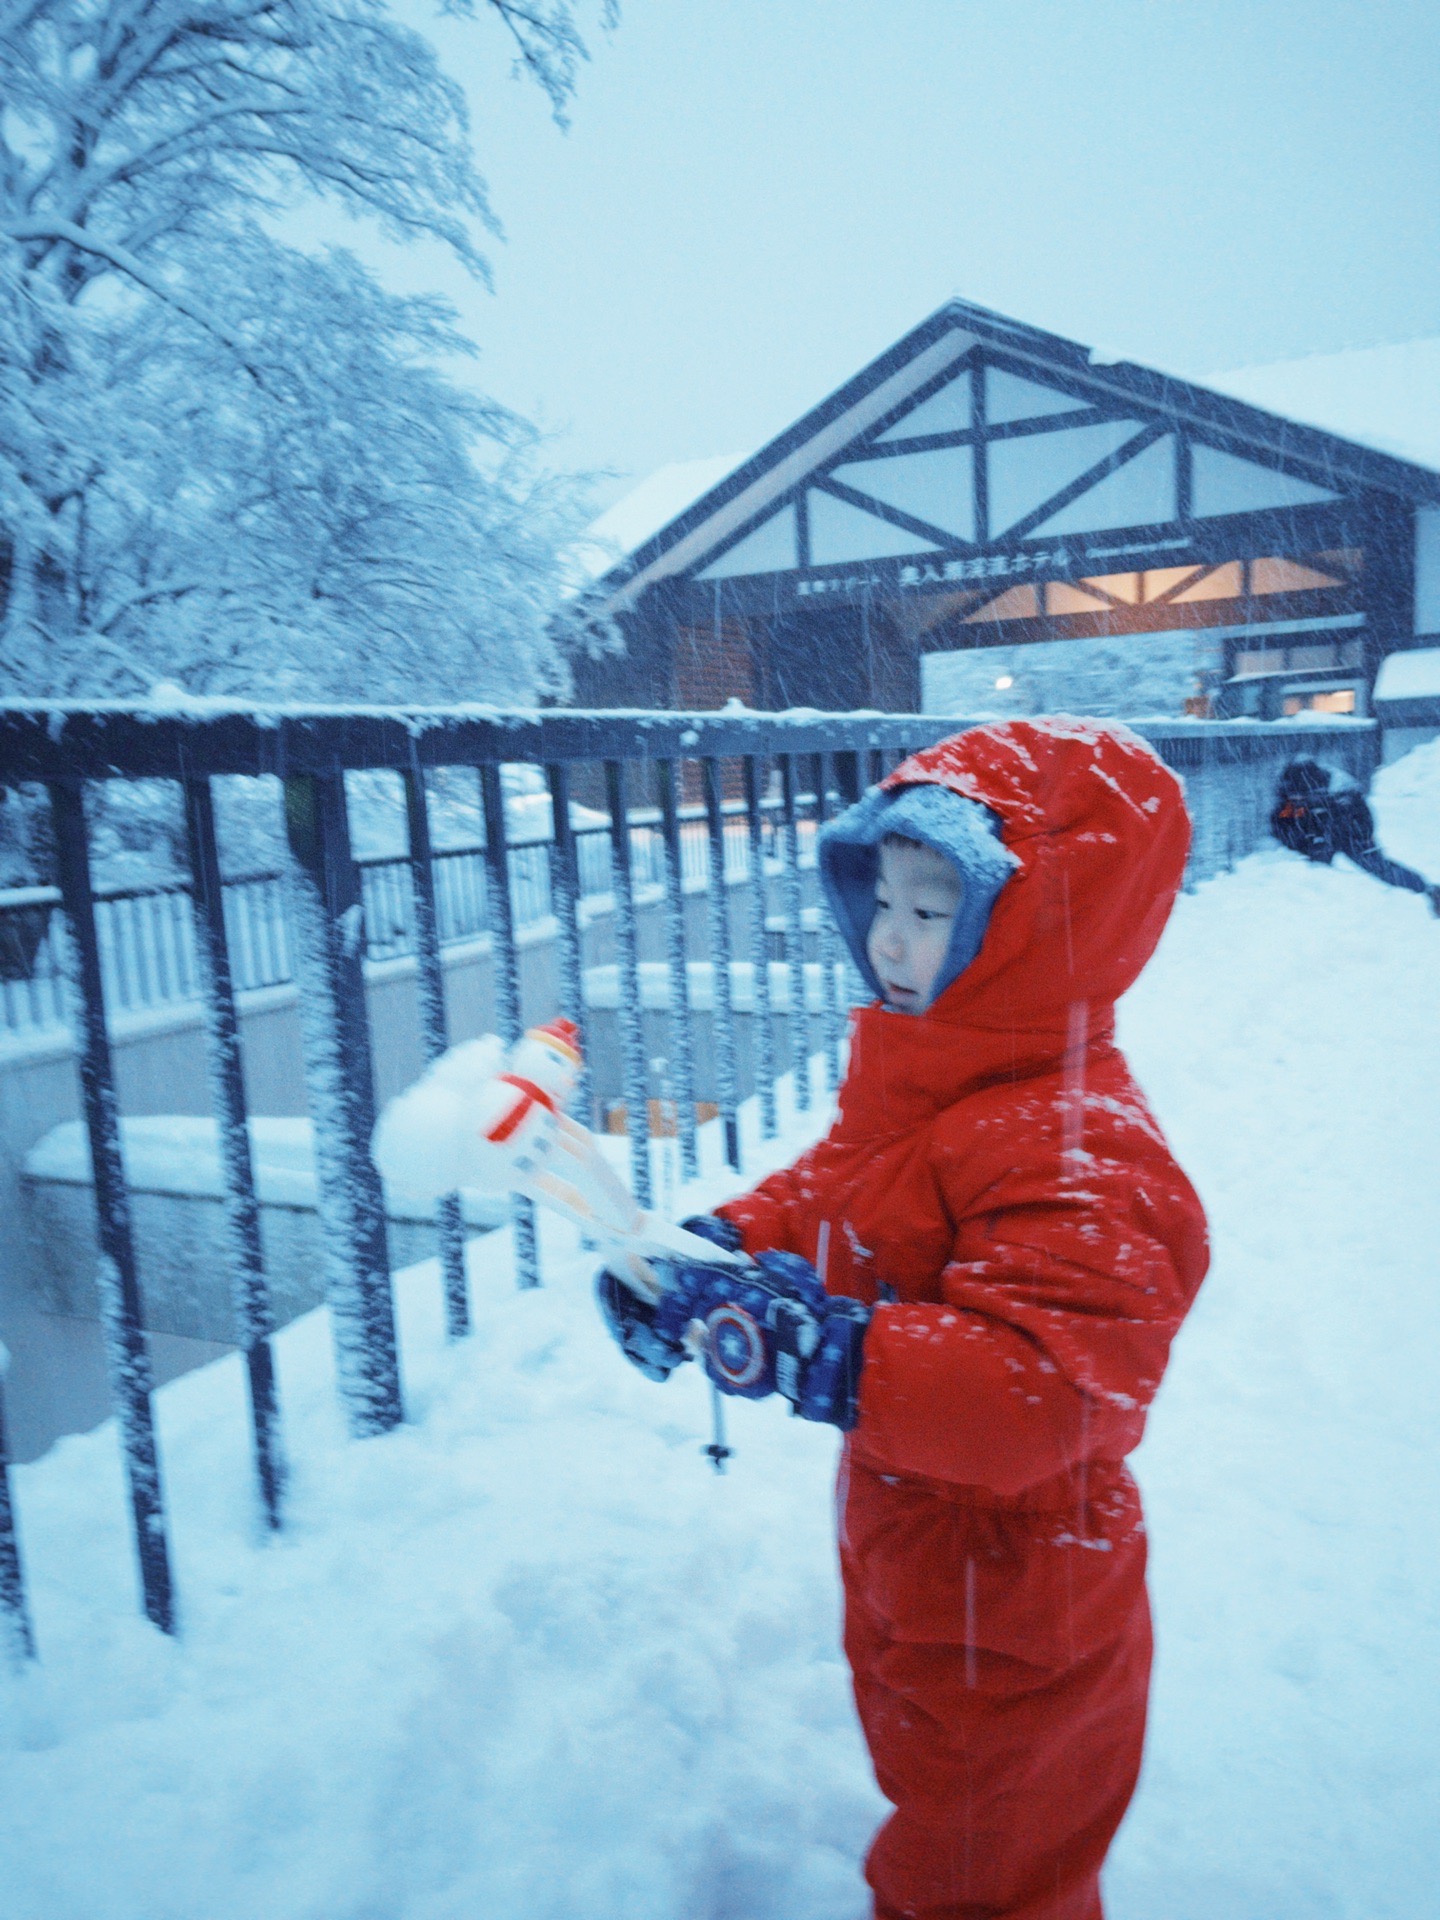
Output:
(373, 1), (1440, 503)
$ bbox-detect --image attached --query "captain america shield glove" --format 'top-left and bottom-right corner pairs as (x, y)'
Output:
(594, 1266), (694, 1383)
(597, 1247), (871, 1430)
(676, 1213), (747, 1254)
(592, 1216), (745, 1384)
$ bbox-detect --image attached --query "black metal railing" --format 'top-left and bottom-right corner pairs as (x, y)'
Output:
(0, 801), (784, 1038)
(0, 703), (1380, 1661)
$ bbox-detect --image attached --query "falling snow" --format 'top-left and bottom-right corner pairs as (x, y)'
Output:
(0, 751), (1437, 1919)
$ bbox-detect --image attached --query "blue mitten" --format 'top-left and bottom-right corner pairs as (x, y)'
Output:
(594, 1267), (690, 1383)
(677, 1213), (746, 1254)
(655, 1249), (870, 1430)
(592, 1215), (743, 1383)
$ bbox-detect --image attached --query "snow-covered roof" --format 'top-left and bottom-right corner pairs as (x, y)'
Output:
(1374, 646), (1440, 704)
(1205, 339), (1440, 474)
(577, 304), (1440, 614)
(575, 454), (748, 581)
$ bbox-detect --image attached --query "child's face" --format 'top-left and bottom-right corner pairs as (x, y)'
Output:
(866, 839), (963, 1013)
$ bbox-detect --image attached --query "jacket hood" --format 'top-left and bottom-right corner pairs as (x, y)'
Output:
(819, 782), (1019, 1005)
(827, 719), (1191, 1095)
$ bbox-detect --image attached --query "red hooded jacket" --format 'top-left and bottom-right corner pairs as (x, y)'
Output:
(719, 717), (1209, 1506)
(718, 719), (1209, 1918)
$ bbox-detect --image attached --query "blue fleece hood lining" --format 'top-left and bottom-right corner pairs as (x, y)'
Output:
(818, 782), (1019, 1007)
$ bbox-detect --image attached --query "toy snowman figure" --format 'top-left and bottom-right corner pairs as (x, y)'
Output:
(372, 1018), (751, 1301)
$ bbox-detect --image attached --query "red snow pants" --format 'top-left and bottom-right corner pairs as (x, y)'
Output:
(840, 1455), (1152, 1920)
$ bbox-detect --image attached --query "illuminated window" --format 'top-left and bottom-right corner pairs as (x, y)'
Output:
(1144, 566), (1207, 599)
(1047, 580), (1111, 614)
(1077, 572), (1142, 605)
(1288, 645), (1337, 671)
(963, 584), (1039, 622)
(1173, 562), (1244, 602)
(1283, 689), (1356, 716)
(1250, 556), (1344, 594)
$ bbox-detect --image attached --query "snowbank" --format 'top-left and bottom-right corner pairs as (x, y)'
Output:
(1371, 734), (1440, 879)
(1109, 842), (1440, 1920)
(1373, 646), (1440, 705)
(2, 753), (1439, 1920)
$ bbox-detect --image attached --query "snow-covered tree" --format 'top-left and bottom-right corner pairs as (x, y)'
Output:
(0, 0), (612, 700)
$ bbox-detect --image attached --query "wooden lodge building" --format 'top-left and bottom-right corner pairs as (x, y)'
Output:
(572, 300), (1440, 723)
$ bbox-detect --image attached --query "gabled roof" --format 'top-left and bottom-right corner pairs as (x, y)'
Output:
(586, 300), (1440, 616)
(573, 453), (748, 583)
(1206, 338), (1440, 475)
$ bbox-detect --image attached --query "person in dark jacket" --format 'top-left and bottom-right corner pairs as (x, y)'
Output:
(1271, 758), (1440, 913)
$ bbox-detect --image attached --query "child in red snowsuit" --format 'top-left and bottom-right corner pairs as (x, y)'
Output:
(598, 718), (1209, 1920)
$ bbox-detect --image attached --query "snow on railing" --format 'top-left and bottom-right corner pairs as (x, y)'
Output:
(0, 701), (870, 1653)
(0, 702), (1378, 1658)
(0, 806), (802, 1039)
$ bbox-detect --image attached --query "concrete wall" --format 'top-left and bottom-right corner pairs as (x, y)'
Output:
(0, 866), (800, 1457)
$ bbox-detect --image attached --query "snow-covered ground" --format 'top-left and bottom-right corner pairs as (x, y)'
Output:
(2, 746), (1438, 1920)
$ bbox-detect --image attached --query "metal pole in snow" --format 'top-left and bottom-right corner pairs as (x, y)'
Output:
(603, 759), (654, 1209)
(400, 763), (469, 1340)
(544, 762), (594, 1129)
(477, 761), (539, 1288)
(0, 1346), (36, 1665)
(809, 754), (845, 1093)
(779, 755), (811, 1114)
(47, 779), (176, 1633)
(701, 758), (741, 1173)
(180, 772), (286, 1528)
(656, 759), (700, 1182)
(742, 755), (777, 1140)
(704, 1378), (733, 1474)
(282, 769), (404, 1436)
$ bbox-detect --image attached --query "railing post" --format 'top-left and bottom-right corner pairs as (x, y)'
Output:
(282, 769), (404, 1434)
(478, 761), (540, 1287)
(48, 778), (176, 1633)
(656, 759), (700, 1181)
(0, 1346), (36, 1666)
(544, 762), (594, 1127)
(742, 755), (777, 1139)
(808, 755), (843, 1092)
(181, 773), (286, 1528)
(604, 759), (654, 1207)
(779, 754), (811, 1113)
(401, 763), (470, 1340)
(701, 758), (741, 1171)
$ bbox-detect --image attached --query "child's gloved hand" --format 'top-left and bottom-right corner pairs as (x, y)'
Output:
(675, 1212), (747, 1254)
(594, 1265), (695, 1382)
(595, 1245), (871, 1430)
(592, 1214), (747, 1383)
